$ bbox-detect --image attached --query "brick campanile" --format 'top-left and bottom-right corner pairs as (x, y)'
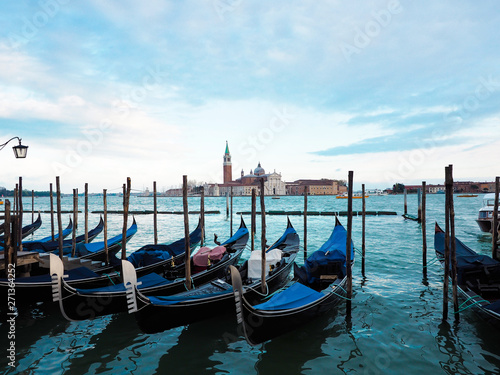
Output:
(223, 141), (232, 184)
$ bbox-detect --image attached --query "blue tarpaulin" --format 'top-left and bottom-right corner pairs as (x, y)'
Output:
(252, 282), (324, 311)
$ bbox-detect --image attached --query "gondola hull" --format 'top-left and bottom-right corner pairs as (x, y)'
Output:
(230, 217), (354, 345)
(434, 223), (500, 329)
(237, 276), (347, 345)
(58, 249), (244, 321)
(56, 219), (249, 321)
(135, 252), (297, 334)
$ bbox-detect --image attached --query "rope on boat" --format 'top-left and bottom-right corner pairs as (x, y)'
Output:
(250, 282), (269, 297)
(454, 296), (490, 314)
(183, 277), (195, 291)
(261, 282), (296, 301)
(422, 257), (439, 268)
(354, 248), (364, 258)
(103, 273), (115, 285)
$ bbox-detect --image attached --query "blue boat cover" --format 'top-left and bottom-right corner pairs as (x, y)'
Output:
(268, 225), (297, 252)
(12, 267), (99, 284)
(64, 221), (137, 257)
(434, 226), (499, 284)
(127, 245), (180, 268)
(148, 289), (232, 306)
(34, 225), (73, 243)
(75, 272), (171, 294)
(125, 221), (202, 268)
(221, 225), (249, 246)
(299, 222), (354, 285)
(252, 282), (324, 311)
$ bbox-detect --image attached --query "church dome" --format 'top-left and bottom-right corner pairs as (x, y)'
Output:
(254, 162), (265, 176)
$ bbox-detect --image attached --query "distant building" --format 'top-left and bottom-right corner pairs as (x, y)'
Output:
(285, 179), (345, 195)
(206, 142), (286, 196)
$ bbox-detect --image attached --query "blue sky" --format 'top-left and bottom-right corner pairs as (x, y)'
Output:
(1, 1), (499, 192)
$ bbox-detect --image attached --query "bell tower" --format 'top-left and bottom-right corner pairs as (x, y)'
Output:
(223, 141), (232, 184)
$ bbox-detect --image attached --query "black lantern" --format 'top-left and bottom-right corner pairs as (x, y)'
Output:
(0, 137), (29, 158)
(13, 142), (28, 158)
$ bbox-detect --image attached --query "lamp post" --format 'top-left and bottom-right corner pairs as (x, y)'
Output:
(0, 137), (28, 158)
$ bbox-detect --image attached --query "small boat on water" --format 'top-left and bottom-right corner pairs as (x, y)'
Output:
(476, 193), (500, 233)
(128, 219), (299, 334)
(230, 217), (354, 345)
(434, 223), (500, 328)
(54, 218), (248, 321)
(336, 193), (367, 199)
(0, 214), (43, 242)
(458, 194), (478, 198)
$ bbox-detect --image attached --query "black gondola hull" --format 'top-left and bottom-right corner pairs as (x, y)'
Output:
(135, 252), (297, 334)
(239, 277), (347, 345)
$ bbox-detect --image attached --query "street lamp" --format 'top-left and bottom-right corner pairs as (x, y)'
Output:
(0, 137), (28, 158)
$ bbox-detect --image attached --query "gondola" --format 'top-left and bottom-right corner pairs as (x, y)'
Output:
(53, 218), (249, 321)
(230, 217), (354, 345)
(106, 217), (203, 278)
(19, 213), (43, 239)
(0, 213), (43, 242)
(0, 213), (43, 240)
(0, 219), (137, 307)
(129, 218), (300, 334)
(22, 217), (104, 254)
(31, 217), (74, 242)
(0, 216), (73, 249)
(52, 217), (138, 262)
(434, 223), (500, 328)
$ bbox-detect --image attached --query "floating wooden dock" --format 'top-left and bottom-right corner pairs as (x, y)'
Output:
(236, 210), (397, 216)
(90, 210), (220, 215)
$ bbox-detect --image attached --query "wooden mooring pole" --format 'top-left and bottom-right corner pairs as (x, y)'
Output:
(422, 181), (427, 278)
(5, 200), (13, 267)
(346, 171), (354, 318)
(200, 186), (205, 246)
(56, 176), (64, 261)
(84, 183), (89, 243)
(404, 188), (408, 215)
(31, 189), (34, 224)
(260, 178), (267, 293)
(448, 166), (459, 320)
(121, 177), (131, 260)
(443, 167), (451, 321)
(71, 188), (78, 257)
(230, 187), (233, 237)
(50, 183), (55, 241)
(251, 188), (256, 251)
(417, 188), (422, 222)
(103, 189), (109, 265)
(492, 177), (499, 260)
(304, 185), (308, 261)
(153, 181), (158, 245)
(362, 183), (366, 277)
(183, 175), (192, 290)
(18, 177), (23, 252)
(226, 191), (229, 219)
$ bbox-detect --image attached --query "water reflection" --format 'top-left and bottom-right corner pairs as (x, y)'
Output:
(436, 322), (473, 375)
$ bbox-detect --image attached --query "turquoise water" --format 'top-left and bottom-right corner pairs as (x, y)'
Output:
(1, 194), (500, 374)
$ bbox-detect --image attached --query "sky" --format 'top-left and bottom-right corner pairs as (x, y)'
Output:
(1, 0), (499, 193)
